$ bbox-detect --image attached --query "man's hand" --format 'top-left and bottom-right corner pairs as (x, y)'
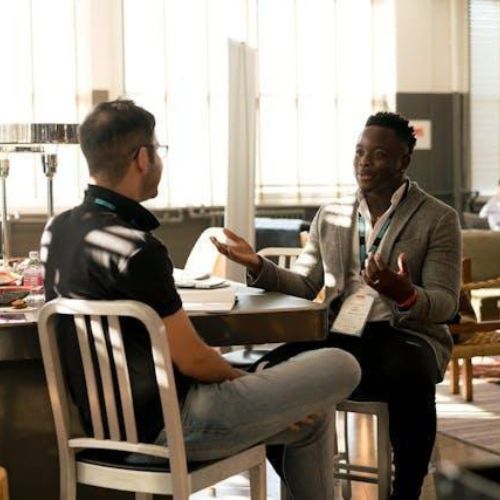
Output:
(210, 228), (263, 275)
(362, 252), (415, 305)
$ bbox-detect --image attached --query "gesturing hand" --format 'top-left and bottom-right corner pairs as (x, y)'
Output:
(210, 228), (263, 275)
(362, 252), (415, 305)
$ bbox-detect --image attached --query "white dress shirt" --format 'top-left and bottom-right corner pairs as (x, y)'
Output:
(344, 181), (410, 323)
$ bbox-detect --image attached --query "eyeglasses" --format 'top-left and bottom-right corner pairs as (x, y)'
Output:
(131, 144), (169, 160)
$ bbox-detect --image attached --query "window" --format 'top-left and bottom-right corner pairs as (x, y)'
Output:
(0, 0), (87, 214)
(470, 0), (500, 194)
(123, 0), (391, 207)
(0, 0), (391, 213)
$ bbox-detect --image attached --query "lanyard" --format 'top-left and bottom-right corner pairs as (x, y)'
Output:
(358, 210), (395, 271)
(93, 197), (116, 211)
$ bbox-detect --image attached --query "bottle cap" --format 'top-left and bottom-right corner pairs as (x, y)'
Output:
(28, 250), (39, 260)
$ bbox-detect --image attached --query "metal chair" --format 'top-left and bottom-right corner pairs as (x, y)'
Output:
(334, 401), (442, 499)
(257, 247), (302, 269)
(37, 298), (266, 500)
(334, 401), (392, 499)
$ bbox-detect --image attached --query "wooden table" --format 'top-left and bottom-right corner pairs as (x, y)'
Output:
(0, 291), (327, 500)
(0, 291), (326, 361)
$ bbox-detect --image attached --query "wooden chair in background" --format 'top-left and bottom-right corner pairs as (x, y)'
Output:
(449, 257), (500, 401)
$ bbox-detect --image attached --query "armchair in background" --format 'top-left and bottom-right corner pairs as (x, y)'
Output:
(449, 257), (500, 401)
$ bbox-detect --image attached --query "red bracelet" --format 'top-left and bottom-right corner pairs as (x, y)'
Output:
(397, 288), (417, 309)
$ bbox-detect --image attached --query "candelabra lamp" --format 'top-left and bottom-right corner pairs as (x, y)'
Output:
(0, 123), (79, 264)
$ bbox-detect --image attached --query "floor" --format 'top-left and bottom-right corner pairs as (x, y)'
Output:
(190, 412), (500, 499)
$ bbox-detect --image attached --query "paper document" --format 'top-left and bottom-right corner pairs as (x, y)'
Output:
(178, 286), (236, 312)
(330, 291), (374, 336)
(173, 268), (228, 289)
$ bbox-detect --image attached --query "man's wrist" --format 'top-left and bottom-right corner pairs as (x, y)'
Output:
(396, 288), (417, 309)
(248, 255), (263, 276)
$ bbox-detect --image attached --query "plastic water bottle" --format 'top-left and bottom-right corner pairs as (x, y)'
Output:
(23, 250), (45, 306)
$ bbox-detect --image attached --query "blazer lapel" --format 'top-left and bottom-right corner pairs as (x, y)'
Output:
(379, 183), (426, 264)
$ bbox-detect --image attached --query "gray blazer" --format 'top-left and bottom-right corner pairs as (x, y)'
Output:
(250, 182), (461, 379)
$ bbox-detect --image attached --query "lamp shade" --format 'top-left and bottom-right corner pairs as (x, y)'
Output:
(0, 123), (79, 144)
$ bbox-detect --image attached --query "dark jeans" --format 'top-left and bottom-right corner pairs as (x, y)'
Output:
(251, 322), (440, 500)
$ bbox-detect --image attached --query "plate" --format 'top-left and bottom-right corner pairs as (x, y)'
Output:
(0, 306), (39, 315)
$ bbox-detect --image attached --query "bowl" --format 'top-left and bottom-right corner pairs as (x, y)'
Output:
(0, 286), (31, 305)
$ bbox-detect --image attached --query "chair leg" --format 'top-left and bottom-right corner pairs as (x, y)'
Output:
(0, 467), (9, 500)
(341, 412), (352, 500)
(450, 359), (460, 394)
(464, 359), (473, 402)
(377, 413), (392, 500)
(249, 463), (267, 500)
(59, 461), (76, 500)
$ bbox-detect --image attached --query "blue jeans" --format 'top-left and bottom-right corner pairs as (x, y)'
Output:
(180, 348), (361, 499)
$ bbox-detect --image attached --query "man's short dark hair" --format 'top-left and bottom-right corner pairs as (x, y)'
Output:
(78, 99), (156, 183)
(365, 111), (417, 154)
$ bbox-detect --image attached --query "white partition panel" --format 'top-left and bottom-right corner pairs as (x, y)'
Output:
(225, 40), (257, 282)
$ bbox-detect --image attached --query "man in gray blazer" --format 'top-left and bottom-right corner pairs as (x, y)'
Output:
(212, 112), (461, 500)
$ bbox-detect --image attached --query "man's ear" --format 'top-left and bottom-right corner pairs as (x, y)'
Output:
(135, 146), (150, 175)
(400, 153), (411, 172)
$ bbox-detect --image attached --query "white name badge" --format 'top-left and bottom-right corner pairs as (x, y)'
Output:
(330, 291), (374, 337)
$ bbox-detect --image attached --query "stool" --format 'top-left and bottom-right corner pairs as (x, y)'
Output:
(334, 400), (392, 500)
(0, 467), (9, 500)
(450, 330), (500, 401)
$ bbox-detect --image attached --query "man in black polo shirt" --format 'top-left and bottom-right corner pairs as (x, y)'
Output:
(41, 100), (361, 499)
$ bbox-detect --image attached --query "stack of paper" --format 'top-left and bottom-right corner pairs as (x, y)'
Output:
(173, 268), (228, 289)
(178, 286), (236, 312)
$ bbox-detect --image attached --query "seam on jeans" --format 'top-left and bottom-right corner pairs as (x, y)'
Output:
(180, 387), (197, 425)
(281, 445), (294, 500)
(182, 425), (232, 435)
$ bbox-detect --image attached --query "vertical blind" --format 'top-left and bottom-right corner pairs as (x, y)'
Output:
(0, 0), (390, 212)
(123, 0), (390, 208)
(0, 0), (87, 213)
(470, 0), (500, 194)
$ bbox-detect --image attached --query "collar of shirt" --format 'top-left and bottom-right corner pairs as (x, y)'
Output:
(83, 184), (160, 232)
(357, 179), (410, 248)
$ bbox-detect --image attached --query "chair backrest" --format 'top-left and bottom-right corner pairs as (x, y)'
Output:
(184, 227), (226, 277)
(458, 257), (477, 321)
(462, 229), (500, 281)
(37, 298), (189, 494)
(462, 212), (490, 230)
(257, 247), (302, 270)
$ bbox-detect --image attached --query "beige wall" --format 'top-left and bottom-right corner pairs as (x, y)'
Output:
(394, 0), (469, 93)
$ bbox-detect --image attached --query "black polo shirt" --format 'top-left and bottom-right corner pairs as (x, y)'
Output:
(42, 185), (192, 442)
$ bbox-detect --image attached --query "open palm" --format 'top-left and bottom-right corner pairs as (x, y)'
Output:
(210, 228), (262, 274)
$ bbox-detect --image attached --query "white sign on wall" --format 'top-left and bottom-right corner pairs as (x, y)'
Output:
(410, 120), (432, 150)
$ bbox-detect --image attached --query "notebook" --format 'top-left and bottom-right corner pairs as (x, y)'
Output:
(178, 286), (236, 312)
